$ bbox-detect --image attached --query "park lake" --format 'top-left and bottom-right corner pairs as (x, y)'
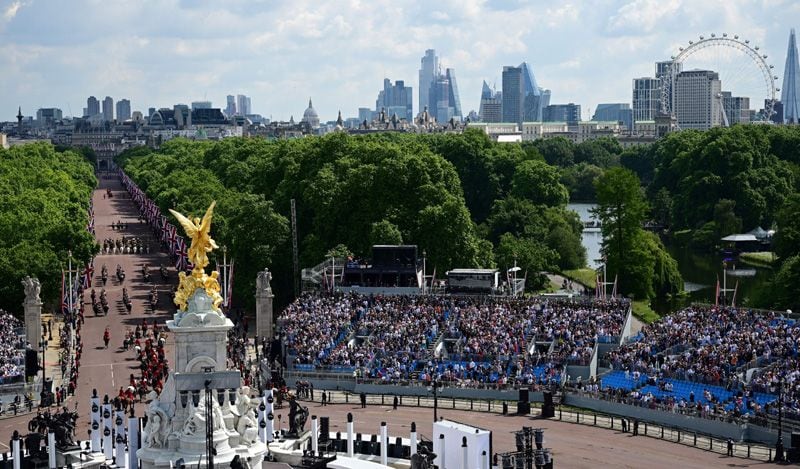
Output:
(567, 203), (776, 313)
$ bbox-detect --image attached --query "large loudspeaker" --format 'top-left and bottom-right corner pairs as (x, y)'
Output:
(516, 401), (531, 414)
(541, 391), (555, 418)
(319, 417), (330, 443)
(791, 432), (800, 449)
(25, 349), (39, 377)
(519, 388), (530, 402)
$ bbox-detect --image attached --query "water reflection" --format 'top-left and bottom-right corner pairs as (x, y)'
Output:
(567, 203), (774, 312)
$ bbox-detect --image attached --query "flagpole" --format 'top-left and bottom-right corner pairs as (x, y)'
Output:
(222, 245), (228, 308)
(67, 250), (73, 316)
(723, 262), (727, 306)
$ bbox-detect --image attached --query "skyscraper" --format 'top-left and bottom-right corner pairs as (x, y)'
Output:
(674, 70), (721, 129)
(102, 96), (114, 121)
(782, 28), (800, 124)
(655, 60), (682, 115)
(86, 96), (100, 117)
(419, 49), (438, 114)
(116, 99), (131, 122)
(632, 77), (661, 122)
(225, 95), (236, 117)
(479, 81), (502, 123)
(502, 66), (524, 125)
(375, 78), (413, 121)
(445, 68), (462, 120)
(236, 95), (251, 116)
(520, 62), (544, 121)
(428, 75), (451, 123)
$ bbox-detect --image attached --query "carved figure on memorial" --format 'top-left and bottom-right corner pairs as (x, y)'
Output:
(233, 388), (259, 446)
(143, 391), (170, 448)
(256, 269), (272, 293)
(21, 276), (41, 304)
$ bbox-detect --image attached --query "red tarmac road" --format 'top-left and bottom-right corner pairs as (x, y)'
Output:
(285, 400), (782, 469)
(0, 175), (178, 448)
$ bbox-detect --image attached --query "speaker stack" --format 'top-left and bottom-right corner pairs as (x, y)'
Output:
(541, 391), (555, 418)
(517, 388), (531, 415)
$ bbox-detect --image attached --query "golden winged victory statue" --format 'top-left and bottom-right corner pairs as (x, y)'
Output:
(169, 201), (224, 312)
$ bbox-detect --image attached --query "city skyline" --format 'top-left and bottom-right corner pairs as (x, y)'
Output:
(1, 0), (798, 122)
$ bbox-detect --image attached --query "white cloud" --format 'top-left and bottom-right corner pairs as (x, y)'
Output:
(0, 0), (796, 120)
(3, 1), (22, 20)
(607, 0), (682, 35)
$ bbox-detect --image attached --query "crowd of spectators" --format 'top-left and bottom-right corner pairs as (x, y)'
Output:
(606, 306), (799, 387)
(279, 293), (630, 388)
(0, 311), (25, 381)
(598, 305), (800, 421)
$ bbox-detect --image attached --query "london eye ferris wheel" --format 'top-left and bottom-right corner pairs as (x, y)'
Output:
(661, 33), (779, 125)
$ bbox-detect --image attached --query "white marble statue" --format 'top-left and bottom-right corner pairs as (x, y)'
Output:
(182, 390), (226, 437)
(256, 269), (272, 293)
(143, 391), (170, 448)
(21, 276), (41, 304)
(233, 387), (259, 446)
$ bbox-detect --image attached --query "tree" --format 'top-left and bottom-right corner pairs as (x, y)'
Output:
(594, 168), (649, 296)
(495, 233), (556, 291)
(511, 159), (569, 206)
(713, 199), (742, 238)
(370, 220), (403, 246)
(532, 137), (574, 167)
(774, 194), (800, 260)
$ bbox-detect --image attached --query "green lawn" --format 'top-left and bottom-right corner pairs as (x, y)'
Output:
(561, 268), (597, 288)
(739, 251), (777, 268)
(632, 300), (659, 324)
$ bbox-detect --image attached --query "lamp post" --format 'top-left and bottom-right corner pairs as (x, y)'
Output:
(775, 375), (785, 462)
(428, 379), (440, 423)
(221, 245), (228, 309)
(39, 338), (47, 387)
(422, 250), (427, 295)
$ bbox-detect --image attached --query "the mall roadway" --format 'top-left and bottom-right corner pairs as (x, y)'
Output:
(0, 174), (179, 449)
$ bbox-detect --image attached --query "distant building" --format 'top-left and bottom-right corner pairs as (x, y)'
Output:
(479, 81), (502, 123)
(502, 66), (524, 125)
(36, 108), (63, 127)
(87, 96), (100, 118)
(192, 108), (228, 125)
(376, 78), (413, 121)
(102, 96), (114, 121)
(116, 99), (131, 122)
(769, 99), (784, 124)
(592, 103), (632, 129)
(301, 98), (320, 129)
(358, 107), (374, 124)
(520, 62), (545, 122)
(191, 101), (212, 111)
(632, 77), (660, 122)
(236, 95), (251, 116)
(418, 49), (438, 114)
(674, 70), (721, 130)
(655, 60), (682, 114)
(720, 92), (751, 125)
(782, 28), (799, 123)
(225, 95), (236, 117)
(445, 68), (462, 121)
(543, 103), (581, 125)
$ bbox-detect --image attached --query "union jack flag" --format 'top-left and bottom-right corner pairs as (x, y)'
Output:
(175, 237), (188, 271)
(83, 262), (94, 288)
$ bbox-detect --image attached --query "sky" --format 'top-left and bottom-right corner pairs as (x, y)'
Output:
(1, 0), (798, 122)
